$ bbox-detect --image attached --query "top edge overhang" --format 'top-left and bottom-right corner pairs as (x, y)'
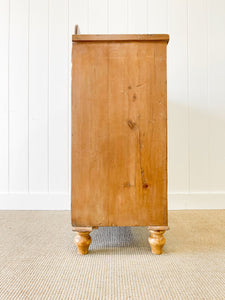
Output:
(72, 34), (169, 43)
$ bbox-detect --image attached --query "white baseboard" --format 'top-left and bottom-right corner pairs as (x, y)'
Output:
(168, 193), (225, 210)
(0, 192), (224, 210)
(0, 193), (69, 210)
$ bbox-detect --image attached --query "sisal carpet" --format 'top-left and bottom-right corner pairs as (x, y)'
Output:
(0, 210), (224, 299)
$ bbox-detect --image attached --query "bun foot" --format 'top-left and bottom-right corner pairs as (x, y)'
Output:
(148, 226), (169, 255)
(73, 227), (98, 255)
(74, 231), (92, 255)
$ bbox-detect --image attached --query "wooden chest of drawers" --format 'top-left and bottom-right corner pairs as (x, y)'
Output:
(71, 28), (169, 255)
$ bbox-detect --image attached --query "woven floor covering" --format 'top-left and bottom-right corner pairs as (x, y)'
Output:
(0, 210), (224, 300)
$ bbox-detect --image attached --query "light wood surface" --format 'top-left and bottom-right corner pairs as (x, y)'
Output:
(148, 225), (169, 231)
(73, 226), (98, 255)
(148, 229), (166, 255)
(74, 231), (92, 255)
(72, 34), (169, 42)
(71, 38), (168, 228)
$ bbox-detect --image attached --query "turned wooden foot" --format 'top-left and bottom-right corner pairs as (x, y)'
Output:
(74, 231), (92, 255)
(148, 226), (169, 255)
(73, 226), (98, 255)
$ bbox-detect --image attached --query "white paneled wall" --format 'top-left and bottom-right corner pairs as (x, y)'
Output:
(0, 0), (225, 209)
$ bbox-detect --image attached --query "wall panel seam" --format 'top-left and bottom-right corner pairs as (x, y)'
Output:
(107, 0), (109, 33)
(187, 0), (190, 193)
(166, 0), (168, 32)
(7, 0), (11, 193)
(146, 0), (148, 33)
(28, 0), (30, 193)
(206, 0), (210, 192)
(68, 0), (70, 194)
(47, 0), (50, 193)
(126, 0), (129, 33)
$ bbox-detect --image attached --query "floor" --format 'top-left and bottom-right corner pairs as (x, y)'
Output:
(0, 210), (224, 299)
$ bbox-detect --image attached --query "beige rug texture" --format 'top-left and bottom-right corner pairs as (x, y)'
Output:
(0, 210), (224, 300)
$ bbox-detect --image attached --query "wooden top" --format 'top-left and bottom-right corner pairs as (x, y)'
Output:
(72, 34), (169, 43)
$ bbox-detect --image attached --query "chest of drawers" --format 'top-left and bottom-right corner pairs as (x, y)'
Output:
(71, 27), (169, 255)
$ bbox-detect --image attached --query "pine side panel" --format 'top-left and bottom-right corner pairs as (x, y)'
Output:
(71, 41), (167, 226)
(71, 42), (109, 226)
(107, 42), (167, 226)
(107, 42), (137, 225)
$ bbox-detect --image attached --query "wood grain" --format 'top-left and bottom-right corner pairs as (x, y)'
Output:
(72, 34), (169, 42)
(71, 39), (168, 227)
(148, 229), (166, 255)
(74, 231), (92, 255)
